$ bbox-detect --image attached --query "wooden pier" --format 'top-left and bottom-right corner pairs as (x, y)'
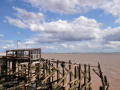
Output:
(0, 49), (109, 90)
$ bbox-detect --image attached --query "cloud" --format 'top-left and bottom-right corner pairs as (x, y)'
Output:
(100, 0), (120, 23)
(25, 0), (78, 14)
(6, 17), (28, 29)
(115, 18), (120, 24)
(23, 0), (98, 13)
(0, 34), (15, 51)
(24, 0), (120, 23)
(13, 7), (44, 22)
(32, 16), (102, 43)
(6, 7), (120, 44)
(2, 43), (15, 50)
(23, 20), (120, 52)
(0, 39), (14, 51)
(24, 0), (108, 14)
(6, 7), (44, 29)
(23, 39), (120, 53)
(6, 7), (103, 43)
(103, 27), (120, 41)
(0, 34), (4, 37)
(8, 15), (102, 43)
(5, 5), (120, 52)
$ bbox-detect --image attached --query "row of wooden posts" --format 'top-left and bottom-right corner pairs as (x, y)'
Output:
(0, 58), (109, 90)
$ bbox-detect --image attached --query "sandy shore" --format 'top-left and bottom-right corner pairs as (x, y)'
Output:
(42, 53), (120, 90)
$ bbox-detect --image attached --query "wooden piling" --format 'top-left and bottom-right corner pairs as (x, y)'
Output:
(78, 64), (81, 90)
(84, 64), (87, 90)
(69, 60), (72, 88)
(57, 60), (60, 83)
(61, 61), (65, 89)
(74, 64), (77, 90)
(88, 64), (92, 90)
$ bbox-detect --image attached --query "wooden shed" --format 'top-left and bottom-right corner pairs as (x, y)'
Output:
(6, 48), (41, 60)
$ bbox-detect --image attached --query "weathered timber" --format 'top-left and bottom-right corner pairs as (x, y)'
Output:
(0, 49), (109, 90)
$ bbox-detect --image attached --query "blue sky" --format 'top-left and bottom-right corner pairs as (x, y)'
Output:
(1, 0), (120, 53)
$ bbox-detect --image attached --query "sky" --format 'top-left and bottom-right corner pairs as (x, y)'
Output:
(0, 0), (120, 53)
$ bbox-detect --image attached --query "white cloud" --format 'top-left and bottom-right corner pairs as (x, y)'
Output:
(23, 0), (92, 13)
(5, 5), (120, 52)
(0, 40), (13, 43)
(6, 17), (28, 29)
(16, 16), (102, 43)
(0, 39), (14, 51)
(6, 8), (103, 42)
(61, 43), (68, 48)
(115, 18), (120, 24)
(25, 0), (108, 14)
(6, 7), (44, 29)
(7, 8), (120, 44)
(104, 41), (120, 49)
(22, 22), (120, 52)
(100, 0), (120, 23)
(24, 0), (120, 23)
(22, 40), (120, 53)
(13, 7), (44, 22)
(25, 0), (78, 14)
(0, 34), (4, 37)
(103, 27), (120, 41)
(2, 44), (15, 50)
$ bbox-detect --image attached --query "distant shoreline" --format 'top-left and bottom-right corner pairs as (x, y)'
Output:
(42, 52), (120, 54)
(1, 52), (120, 56)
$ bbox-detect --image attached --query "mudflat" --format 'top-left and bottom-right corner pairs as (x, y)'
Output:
(42, 53), (120, 90)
